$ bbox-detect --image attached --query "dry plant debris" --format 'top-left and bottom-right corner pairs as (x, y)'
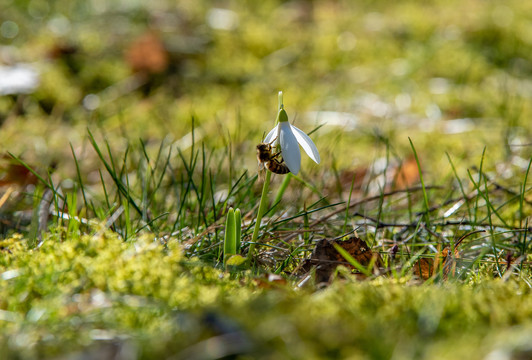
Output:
(301, 236), (383, 283)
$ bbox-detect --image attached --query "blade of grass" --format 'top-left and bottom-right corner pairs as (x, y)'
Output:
(519, 158), (532, 229)
(332, 242), (372, 277)
(171, 168), (192, 235)
(209, 170), (219, 243)
(303, 203), (310, 245)
(66, 191), (80, 239)
(466, 170), (510, 228)
(474, 147), (487, 224)
(28, 185), (44, 247)
(247, 170), (272, 263)
(373, 139), (391, 245)
(270, 201), (344, 227)
(70, 143), (89, 215)
(99, 169), (111, 216)
(270, 173), (292, 214)
(467, 169), (502, 275)
(87, 129), (143, 218)
(7, 152), (64, 202)
(408, 138), (430, 225)
(343, 173), (357, 235)
(445, 152), (471, 221)
(226, 170), (250, 213)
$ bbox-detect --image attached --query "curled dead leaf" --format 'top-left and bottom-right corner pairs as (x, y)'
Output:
(302, 236), (383, 283)
(0, 155), (37, 187)
(125, 32), (169, 74)
(412, 246), (460, 280)
(412, 231), (483, 281)
(393, 156), (420, 189)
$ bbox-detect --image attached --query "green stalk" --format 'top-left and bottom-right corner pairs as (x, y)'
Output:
(224, 208), (236, 266)
(247, 91), (284, 264)
(247, 170), (272, 263)
(271, 173), (291, 213)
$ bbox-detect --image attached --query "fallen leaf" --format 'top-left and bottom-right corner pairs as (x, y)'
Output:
(303, 236), (383, 283)
(412, 231), (483, 280)
(412, 246), (460, 280)
(393, 156), (420, 189)
(0, 155), (38, 187)
(125, 32), (169, 74)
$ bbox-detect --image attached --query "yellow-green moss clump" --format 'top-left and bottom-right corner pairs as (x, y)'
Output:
(0, 233), (531, 359)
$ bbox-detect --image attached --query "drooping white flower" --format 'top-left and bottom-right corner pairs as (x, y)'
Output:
(263, 108), (320, 175)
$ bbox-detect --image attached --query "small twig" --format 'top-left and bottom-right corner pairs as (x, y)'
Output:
(433, 221), (532, 232)
(351, 213), (532, 233)
(471, 166), (532, 206)
(352, 212), (409, 228)
(453, 229), (486, 249)
(492, 181), (532, 206)
(310, 185), (441, 228)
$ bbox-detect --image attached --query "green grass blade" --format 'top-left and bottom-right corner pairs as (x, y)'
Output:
(445, 152), (471, 220)
(70, 143), (89, 215)
(343, 172), (357, 235)
(234, 208), (241, 253)
(271, 173), (292, 214)
(7, 152), (64, 202)
(519, 158), (532, 229)
(332, 242), (372, 277)
(87, 129), (143, 218)
(474, 147), (487, 225)
(408, 138), (430, 225)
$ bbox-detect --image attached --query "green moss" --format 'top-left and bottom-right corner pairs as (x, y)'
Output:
(0, 232), (530, 359)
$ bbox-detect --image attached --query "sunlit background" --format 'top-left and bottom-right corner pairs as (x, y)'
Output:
(1, 0), (531, 187)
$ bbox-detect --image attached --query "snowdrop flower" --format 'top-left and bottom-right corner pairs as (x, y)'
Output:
(264, 108), (320, 175)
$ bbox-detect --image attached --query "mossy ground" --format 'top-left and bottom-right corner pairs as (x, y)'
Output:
(1, 232), (531, 360)
(1, 0), (532, 359)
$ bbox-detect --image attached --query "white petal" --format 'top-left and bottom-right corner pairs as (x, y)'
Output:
(290, 125), (320, 164)
(279, 121), (301, 175)
(263, 124), (279, 145)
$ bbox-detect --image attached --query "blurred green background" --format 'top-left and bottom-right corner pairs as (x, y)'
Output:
(1, 0), (531, 180)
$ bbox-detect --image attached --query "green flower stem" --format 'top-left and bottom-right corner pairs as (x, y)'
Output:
(271, 173), (291, 214)
(247, 170), (272, 263)
(247, 91), (283, 264)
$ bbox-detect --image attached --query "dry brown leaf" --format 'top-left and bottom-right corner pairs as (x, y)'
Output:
(412, 246), (460, 280)
(0, 155), (38, 187)
(411, 230), (485, 281)
(125, 32), (169, 74)
(393, 156), (420, 189)
(412, 257), (433, 280)
(303, 236), (383, 283)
